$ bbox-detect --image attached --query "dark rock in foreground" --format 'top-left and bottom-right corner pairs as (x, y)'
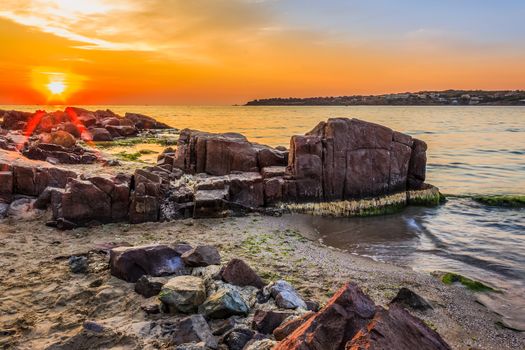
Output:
(346, 304), (450, 350)
(109, 245), (186, 282)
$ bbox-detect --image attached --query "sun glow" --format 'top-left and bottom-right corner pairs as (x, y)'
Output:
(47, 81), (66, 95)
(30, 67), (86, 102)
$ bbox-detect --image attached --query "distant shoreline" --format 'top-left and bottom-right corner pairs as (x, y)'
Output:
(245, 89), (525, 106)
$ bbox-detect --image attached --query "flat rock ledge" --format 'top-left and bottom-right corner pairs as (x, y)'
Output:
(1, 112), (441, 227)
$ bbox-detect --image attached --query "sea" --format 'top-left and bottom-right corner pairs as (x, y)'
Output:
(3, 105), (525, 330)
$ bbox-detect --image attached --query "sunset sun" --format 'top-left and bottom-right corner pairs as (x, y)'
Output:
(47, 81), (66, 95)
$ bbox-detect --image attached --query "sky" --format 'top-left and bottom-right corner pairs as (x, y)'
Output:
(0, 0), (524, 105)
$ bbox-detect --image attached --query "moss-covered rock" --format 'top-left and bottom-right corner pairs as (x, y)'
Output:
(407, 185), (445, 206)
(441, 272), (496, 292)
(472, 195), (525, 208)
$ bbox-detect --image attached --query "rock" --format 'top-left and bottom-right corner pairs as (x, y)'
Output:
(57, 122), (82, 138)
(270, 280), (307, 310)
(198, 288), (249, 319)
(128, 169), (163, 224)
(258, 148), (288, 168)
(345, 304), (451, 350)
(69, 256), (88, 273)
(109, 245), (186, 282)
(0, 202), (9, 218)
(283, 118), (427, 201)
(220, 259), (265, 289)
(224, 328), (255, 350)
(61, 178), (111, 224)
(174, 129), (283, 176)
(106, 125), (138, 137)
(245, 339), (277, 350)
(7, 198), (39, 220)
(1, 110), (32, 129)
(168, 314), (218, 349)
(252, 310), (293, 334)
(182, 245), (221, 267)
(261, 166), (286, 178)
(135, 275), (169, 298)
(124, 112), (170, 129)
(305, 300), (320, 312)
(0, 171), (13, 202)
(174, 243), (193, 255)
(228, 173), (264, 208)
(263, 177), (284, 205)
(47, 130), (77, 148)
(82, 321), (106, 333)
(389, 287), (433, 311)
(273, 312), (315, 341)
(141, 302), (161, 315)
(159, 276), (206, 313)
(408, 139), (428, 189)
(274, 283), (376, 350)
(193, 188), (228, 218)
(82, 128), (113, 142)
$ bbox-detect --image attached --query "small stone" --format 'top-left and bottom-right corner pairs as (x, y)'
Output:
(169, 314), (218, 349)
(390, 287), (433, 311)
(252, 310), (293, 334)
(141, 303), (161, 315)
(244, 339), (276, 350)
(198, 288), (249, 319)
(135, 275), (168, 298)
(305, 300), (320, 312)
(159, 276), (206, 313)
(270, 280), (307, 310)
(83, 321), (105, 333)
(224, 328), (255, 350)
(68, 256), (88, 274)
(220, 259), (265, 289)
(182, 245), (221, 267)
(273, 312), (315, 341)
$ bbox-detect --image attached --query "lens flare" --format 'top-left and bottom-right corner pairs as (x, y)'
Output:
(47, 81), (66, 95)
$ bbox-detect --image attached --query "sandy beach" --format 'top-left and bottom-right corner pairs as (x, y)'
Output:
(1, 211), (523, 349)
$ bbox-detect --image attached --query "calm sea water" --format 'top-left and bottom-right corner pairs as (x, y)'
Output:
(4, 105), (525, 329)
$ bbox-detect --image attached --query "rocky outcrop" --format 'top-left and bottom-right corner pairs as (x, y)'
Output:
(173, 129), (287, 175)
(283, 118), (425, 201)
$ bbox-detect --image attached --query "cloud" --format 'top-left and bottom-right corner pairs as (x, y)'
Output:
(0, 0), (282, 60)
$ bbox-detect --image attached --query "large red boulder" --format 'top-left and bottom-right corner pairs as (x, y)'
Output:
(275, 283), (376, 350)
(284, 118), (428, 201)
(345, 305), (451, 350)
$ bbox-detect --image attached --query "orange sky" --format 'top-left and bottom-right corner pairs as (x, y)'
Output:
(1, 1), (524, 105)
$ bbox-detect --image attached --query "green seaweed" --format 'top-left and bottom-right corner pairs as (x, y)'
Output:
(472, 195), (525, 208)
(115, 149), (157, 162)
(94, 136), (177, 149)
(441, 272), (496, 292)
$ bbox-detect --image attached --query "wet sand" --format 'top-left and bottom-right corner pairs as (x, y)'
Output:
(1, 211), (523, 349)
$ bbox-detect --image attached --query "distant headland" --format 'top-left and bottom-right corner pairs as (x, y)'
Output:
(245, 90), (525, 106)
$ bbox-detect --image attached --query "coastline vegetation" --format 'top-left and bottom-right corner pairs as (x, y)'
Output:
(116, 149), (157, 162)
(472, 195), (525, 208)
(441, 272), (496, 292)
